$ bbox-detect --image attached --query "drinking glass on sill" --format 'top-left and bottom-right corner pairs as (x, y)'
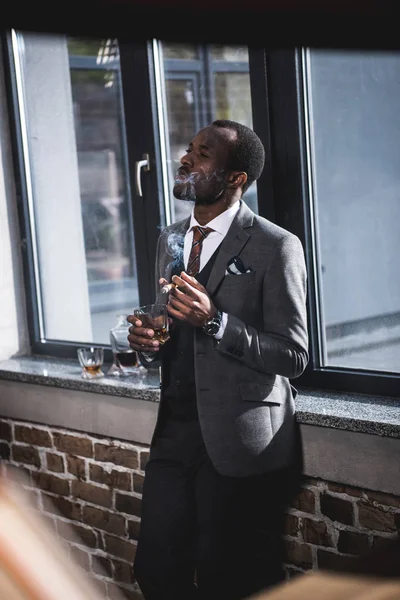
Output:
(133, 304), (170, 345)
(77, 347), (104, 379)
(108, 314), (141, 377)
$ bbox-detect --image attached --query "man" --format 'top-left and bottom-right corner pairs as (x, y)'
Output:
(128, 120), (308, 600)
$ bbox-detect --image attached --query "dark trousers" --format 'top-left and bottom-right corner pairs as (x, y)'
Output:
(134, 418), (301, 600)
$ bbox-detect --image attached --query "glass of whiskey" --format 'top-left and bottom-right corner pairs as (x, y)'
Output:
(77, 347), (104, 379)
(133, 304), (169, 345)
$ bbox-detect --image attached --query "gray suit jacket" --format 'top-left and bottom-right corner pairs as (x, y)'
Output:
(146, 201), (308, 477)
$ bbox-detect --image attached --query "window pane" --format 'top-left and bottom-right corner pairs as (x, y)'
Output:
(162, 43), (198, 60)
(210, 45), (249, 62)
(305, 49), (400, 373)
(15, 33), (138, 345)
(160, 43), (257, 221)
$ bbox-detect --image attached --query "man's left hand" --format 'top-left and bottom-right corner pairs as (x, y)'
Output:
(167, 271), (216, 327)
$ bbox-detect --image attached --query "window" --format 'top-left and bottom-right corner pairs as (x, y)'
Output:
(160, 42), (257, 222)
(303, 49), (400, 375)
(11, 29), (398, 395)
(11, 34), (137, 345)
(8, 33), (262, 356)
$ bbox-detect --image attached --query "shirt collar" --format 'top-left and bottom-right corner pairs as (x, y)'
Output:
(188, 201), (241, 236)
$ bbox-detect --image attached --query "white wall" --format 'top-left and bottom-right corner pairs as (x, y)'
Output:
(0, 45), (30, 360)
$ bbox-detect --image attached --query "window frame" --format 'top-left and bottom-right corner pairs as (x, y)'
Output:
(264, 48), (400, 397)
(3, 29), (399, 397)
(2, 32), (165, 359)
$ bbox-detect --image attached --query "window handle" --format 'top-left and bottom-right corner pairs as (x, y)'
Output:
(135, 153), (150, 197)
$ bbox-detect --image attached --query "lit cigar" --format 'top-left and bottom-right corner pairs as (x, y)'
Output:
(160, 282), (178, 295)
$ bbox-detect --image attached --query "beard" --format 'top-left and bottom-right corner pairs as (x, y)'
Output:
(173, 169), (225, 205)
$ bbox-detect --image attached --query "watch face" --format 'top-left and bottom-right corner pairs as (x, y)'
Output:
(203, 311), (222, 335)
(205, 321), (220, 335)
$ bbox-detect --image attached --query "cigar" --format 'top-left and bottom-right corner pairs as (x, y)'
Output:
(160, 283), (178, 295)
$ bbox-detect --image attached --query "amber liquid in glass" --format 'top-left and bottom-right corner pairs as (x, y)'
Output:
(83, 365), (102, 375)
(153, 326), (169, 344)
(115, 351), (139, 368)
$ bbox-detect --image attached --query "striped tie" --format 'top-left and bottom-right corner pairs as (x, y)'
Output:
(187, 226), (214, 276)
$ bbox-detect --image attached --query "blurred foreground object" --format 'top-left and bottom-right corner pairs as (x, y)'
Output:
(251, 570), (400, 600)
(0, 468), (122, 600)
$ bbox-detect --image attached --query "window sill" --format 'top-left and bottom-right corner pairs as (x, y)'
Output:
(0, 355), (160, 403)
(0, 356), (399, 439)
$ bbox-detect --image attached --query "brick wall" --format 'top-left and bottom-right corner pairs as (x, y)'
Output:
(285, 477), (400, 577)
(0, 418), (148, 600)
(1, 417), (399, 598)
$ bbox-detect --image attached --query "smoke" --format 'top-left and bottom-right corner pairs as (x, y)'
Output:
(166, 232), (184, 264)
(174, 171), (199, 202)
(174, 169), (226, 203)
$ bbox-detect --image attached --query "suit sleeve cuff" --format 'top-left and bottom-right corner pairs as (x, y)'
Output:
(214, 311), (228, 341)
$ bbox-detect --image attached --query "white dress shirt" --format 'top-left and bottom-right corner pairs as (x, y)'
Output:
(183, 201), (240, 339)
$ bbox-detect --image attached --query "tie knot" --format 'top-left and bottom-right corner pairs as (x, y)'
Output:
(192, 226), (214, 243)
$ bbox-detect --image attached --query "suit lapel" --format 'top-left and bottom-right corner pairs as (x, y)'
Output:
(206, 202), (254, 297)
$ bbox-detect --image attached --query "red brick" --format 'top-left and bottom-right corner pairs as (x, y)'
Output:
(338, 531), (369, 555)
(94, 444), (138, 469)
(284, 514), (299, 537)
(82, 505), (125, 536)
(34, 472), (70, 496)
(53, 433), (92, 457)
(140, 451), (149, 471)
(128, 520), (140, 541)
(366, 491), (400, 509)
(358, 502), (397, 532)
(15, 425), (52, 447)
(67, 455), (86, 479)
(92, 555), (113, 577)
(46, 452), (64, 473)
(291, 488), (316, 514)
(71, 480), (112, 508)
(116, 493), (141, 517)
(285, 540), (313, 569)
(0, 442), (10, 460)
(321, 493), (353, 525)
(12, 444), (41, 468)
(42, 494), (82, 521)
(89, 464), (131, 491)
(113, 560), (134, 584)
(69, 546), (90, 571)
(132, 474), (144, 495)
(301, 518), (334, 547)
(0, 421), (12, 442)
(372, 535), (398, 551)
(57, 520), (97, 549)
(104, 534), (137, 561)
(317, 549), (355, 570)
(327, 483), (363, 498)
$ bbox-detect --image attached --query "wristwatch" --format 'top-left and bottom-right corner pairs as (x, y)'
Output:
(202, 310), (223, 336)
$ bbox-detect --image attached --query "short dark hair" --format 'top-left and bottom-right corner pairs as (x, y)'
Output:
(212, 119), (265, 194)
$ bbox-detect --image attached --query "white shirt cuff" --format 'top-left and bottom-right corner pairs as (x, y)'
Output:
(214, 311), (228, 341)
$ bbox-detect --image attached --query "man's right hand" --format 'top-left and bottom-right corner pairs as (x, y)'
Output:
(127, 317), (160, 353)
(127, 278), (171, 352)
